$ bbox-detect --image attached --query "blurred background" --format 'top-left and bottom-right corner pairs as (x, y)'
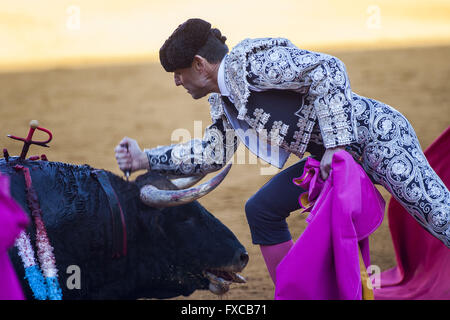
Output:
(2, 0), (450, 71)
(0, 0), (449, 299)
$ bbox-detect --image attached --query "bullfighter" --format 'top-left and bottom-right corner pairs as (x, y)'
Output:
(114, 18), (450, 282)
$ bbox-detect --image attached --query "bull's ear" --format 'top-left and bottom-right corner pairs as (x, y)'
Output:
(134, 171), (179, 190)
(134, 171), (206, 190)
(170, 175), (205, 189)
(139, 163), (232, 208)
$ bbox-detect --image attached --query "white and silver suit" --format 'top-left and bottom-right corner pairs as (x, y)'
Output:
(145, 38), (450, 247)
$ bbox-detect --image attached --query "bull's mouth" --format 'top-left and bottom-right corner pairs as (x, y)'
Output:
(203, 268), (246, 295)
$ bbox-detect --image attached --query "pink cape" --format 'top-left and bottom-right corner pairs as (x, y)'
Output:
(275, 151), (385, 300)
(0, 173), (29, 300)
(374, 126), (450, 300)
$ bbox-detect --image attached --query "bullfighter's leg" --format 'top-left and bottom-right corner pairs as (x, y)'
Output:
(357, 101), (450, 248)
(245, 158), (308, 245)
(245, 158), (308, 283)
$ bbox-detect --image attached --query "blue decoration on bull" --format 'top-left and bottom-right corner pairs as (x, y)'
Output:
(24, 265), (47, 300)
(46, 277), (62, 300)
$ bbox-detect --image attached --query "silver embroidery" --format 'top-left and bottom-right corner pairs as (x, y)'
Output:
(305, 92), (450, 247)
(223, 38), (297, 121)
(208, 93), (225, 121)
(344, 93), (450, 247)
(281, 102), (316, 157)
(268, 121), (289, 146)
(217, 37), (357, 160)
(245, 107), (271, 133)
(144, 118), (237, 176)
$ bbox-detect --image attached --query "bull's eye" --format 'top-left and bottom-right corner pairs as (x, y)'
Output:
(179, 215), (195, 224)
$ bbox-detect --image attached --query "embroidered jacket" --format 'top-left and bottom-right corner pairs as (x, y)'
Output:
(145, 37), (357, 176)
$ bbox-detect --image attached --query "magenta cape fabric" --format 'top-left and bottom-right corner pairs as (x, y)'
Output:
(275, 151), (385, 300)
(0, 173), (29, 300)
(374, 126), (450, 300)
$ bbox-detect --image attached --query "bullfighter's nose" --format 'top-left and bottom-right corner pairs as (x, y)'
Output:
(233, 249), (249, 271)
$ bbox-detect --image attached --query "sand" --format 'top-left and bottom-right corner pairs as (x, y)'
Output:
(0, 45), (449, 300)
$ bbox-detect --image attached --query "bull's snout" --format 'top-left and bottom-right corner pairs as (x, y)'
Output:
(232, 249), (249, 271)
(205, 248), (249, 295)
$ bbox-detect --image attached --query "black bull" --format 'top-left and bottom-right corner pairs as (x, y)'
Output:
(1, 157), (248, 299)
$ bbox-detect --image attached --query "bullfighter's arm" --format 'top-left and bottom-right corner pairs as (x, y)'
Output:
(143, 116), (239, 177)
(247, 44), (357, 148)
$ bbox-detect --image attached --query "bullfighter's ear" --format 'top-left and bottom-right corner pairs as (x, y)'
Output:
(139, 163), (232, 208)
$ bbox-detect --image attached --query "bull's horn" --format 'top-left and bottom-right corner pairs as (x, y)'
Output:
(140, 163), (232, 207)
(170, 174), (205, 189)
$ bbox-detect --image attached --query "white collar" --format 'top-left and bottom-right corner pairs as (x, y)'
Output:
(217, 55), (230, 97)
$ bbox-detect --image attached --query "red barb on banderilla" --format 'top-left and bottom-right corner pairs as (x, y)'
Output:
(6, 120), (53, 160)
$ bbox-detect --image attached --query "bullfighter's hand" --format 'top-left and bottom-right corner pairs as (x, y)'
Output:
(115, 137), (150, 173)
(319, 146), (346, 180)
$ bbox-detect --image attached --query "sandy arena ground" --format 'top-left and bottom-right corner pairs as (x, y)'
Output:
(0, 45), (449, 300)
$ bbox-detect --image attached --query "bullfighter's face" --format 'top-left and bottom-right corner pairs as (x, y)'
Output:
(173, 55), (216, 100)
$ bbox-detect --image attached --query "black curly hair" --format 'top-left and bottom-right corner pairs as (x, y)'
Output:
(196, 28), (229, 64)
(159, 18), (228, 72)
